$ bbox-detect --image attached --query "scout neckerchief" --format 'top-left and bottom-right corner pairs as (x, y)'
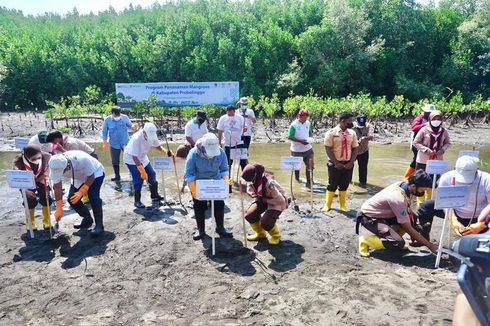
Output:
(427, 125), (443, 159)
(22, 155), (42, 178)
(340, 128), (349, 160)
(397, 182), (414, 223)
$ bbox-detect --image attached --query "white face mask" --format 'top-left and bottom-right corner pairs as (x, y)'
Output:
(29, 158), (42, 165)
(431, 120), (442, 127)
(113, 116), (121, 121)
(241, 105), (247, 111)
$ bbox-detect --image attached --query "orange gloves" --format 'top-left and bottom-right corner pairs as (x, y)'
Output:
(55, 200), (63, 221)
(223, 175), (233, 186)
(462, 222), (488, 236)
(158, 147), (173, 157)
(188, 180), (197, 198)
(70, 184), (90, 204)
(102, 139), (109, 151)
(451, 213), (465, 236)
(137, 165), (148, 181)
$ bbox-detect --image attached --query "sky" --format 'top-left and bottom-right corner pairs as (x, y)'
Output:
(0, 0), (168, 16)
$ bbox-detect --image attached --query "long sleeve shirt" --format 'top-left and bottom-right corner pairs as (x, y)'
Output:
(102, 114), (132, 149)
(185, 148), (229, 182)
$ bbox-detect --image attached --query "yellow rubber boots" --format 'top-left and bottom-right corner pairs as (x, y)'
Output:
(26, 208), (37, 231)
(322, 191), (335, 211)
(358, 235), (384, 257)
(42, 205), (51, 229)
(339, 191), (349, 212)
(267, 224), (281, 245)
(247, 221), (267, 241)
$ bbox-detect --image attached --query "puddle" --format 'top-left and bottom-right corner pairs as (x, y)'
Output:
(1, 142), (488, 201)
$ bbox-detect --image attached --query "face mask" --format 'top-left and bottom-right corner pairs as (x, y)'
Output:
(28, 157), (41, 165)
(430, 120), (442, 127)
(241, 105), (247, 111)
(413, 188), (425, 197)
(346, 122), (354, 129)
(113, 116), (121, 121)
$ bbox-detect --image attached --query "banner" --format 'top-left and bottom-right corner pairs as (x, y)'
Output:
(115, 82), (239, 108)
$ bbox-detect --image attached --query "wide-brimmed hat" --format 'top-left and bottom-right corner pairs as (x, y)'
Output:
(423, 104), (436, 113)
(143, 123), (158, 141)
(49, 154), (68, 184)
(455, 155), (479, 183)
(239, 97), (249, 105)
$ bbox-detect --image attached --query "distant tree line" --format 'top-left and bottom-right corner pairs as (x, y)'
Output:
(0, 0), (488, 110)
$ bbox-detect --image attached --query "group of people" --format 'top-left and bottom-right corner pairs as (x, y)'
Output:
(13, 101), (489, 255)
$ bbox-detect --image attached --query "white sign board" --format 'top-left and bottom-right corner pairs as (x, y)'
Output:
(459, 150), (479, 158)
(426, 160), (449, 175)
(6, 170), (35, 189)
(281, 156), (303, 171)
(230, 148), (248, 160)
(14, 137), (29, 149)
(434, 186), (469, 209)
(116, 82), (239, 108)
(153, 157), (174, 171)
(196, 180), (229, 201)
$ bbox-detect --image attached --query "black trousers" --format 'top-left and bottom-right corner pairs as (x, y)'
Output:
(356, 151), (369, 184)
(22, 182), (50, 209)
(410, 145), (418, 169)
(241, 135), (252, 149)
(327, 161), (353, 191)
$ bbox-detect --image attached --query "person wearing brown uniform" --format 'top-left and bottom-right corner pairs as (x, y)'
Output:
(12, 144), (53, 231)
(241, 164), (289, 245)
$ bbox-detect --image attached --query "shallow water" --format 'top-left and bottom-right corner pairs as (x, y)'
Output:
(1, 142), (488, 200)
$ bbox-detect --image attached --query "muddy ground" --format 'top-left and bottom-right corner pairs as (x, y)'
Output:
(0, 111), (483, 325)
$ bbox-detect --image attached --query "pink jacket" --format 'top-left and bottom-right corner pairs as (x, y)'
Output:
(248, 176), (288, 211)
(413, 125), (450, 164)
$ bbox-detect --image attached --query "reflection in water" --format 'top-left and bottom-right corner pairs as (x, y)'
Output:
(1, 142), (488, 201)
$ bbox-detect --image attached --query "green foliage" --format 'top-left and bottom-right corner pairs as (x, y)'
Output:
(1, 0), (488, 111)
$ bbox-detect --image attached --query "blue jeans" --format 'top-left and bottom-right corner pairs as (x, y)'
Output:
(68, 174), (105, 218)
(126, 163), (157, 191)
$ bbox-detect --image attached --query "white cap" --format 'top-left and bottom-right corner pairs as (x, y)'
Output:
(423, 104), (436, 113)
(143, 123), (158, 142)
(201, 133), (221, 158)
(455, 155), (479, 183)
(49, 154), (68, 183)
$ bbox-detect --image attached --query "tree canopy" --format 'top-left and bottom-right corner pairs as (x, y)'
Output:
(0, 0), (488, 110)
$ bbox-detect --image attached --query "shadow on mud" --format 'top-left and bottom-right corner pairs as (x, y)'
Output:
(203, 236), (257, 276)
(370, 249), (454, 270)
(253, 239), (305, 273)
(13, 230), (116, 270)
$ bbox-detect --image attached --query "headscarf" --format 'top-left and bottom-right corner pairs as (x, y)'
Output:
(21, 144), (43, 177)
(241, 163), (266, 197)
(427, 110), (444, 157)
(195, 138), (210, 160)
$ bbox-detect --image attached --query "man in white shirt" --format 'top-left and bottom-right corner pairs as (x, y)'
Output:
(288, 109), (314, 188)
(124, 123), (172, 208)
(217, 106), (248, 171)
(415, 155), (490, 243)
(237, 97), (256, 151)
(178, 110), (208, 159)
(49, 150), (105, 237)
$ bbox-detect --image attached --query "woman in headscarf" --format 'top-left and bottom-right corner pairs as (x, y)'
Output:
(12, 144), (52, 232)
(241, 163), (289, 245)
(185, 133), (233, 240)
(413, 110), (451, 200)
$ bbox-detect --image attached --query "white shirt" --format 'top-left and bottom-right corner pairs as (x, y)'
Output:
(184, 118), (208, 144)
(439, 170), (490, 220)
(63, 150), (104, 188)
(238, 108), (256, 137)
(123, 130), (161, 167)
(28, 134), (52, 153)
(217, 114), (245, 147)
(289, 120), (312, 152)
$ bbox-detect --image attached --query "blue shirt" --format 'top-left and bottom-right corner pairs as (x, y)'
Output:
(102, 115), (132, 149)
(185, 148), (229, 182)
